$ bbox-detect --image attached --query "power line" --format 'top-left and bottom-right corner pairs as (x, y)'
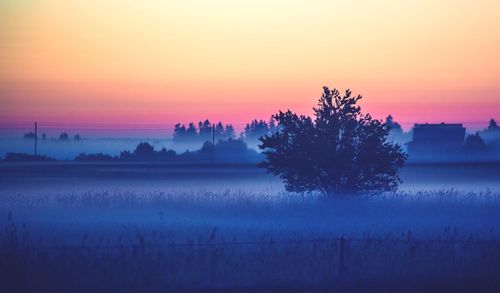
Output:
(0, 121), (253, 127)
(0, 121), (255, 134)
(34, 122), (37, 156)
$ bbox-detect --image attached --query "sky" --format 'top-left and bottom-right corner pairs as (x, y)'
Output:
(1, 0), (499, 135)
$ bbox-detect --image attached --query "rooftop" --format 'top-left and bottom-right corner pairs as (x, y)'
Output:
(414, 123), (464, 128)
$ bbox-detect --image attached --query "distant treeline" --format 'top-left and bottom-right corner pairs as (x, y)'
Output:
(20, 117), (500, 150)
(3, 153), (56, 162)
(23, 132), (81, 141)
(4, 138), (262, 163)
(20, 118), (279, 147)
(172, 119), (278, 146)
(481, 119), (500, 146)
(11, 117), (500, 164)
(76, 138), (262, 163)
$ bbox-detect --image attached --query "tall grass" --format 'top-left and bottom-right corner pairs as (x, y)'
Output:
(1, 189), (500, 291)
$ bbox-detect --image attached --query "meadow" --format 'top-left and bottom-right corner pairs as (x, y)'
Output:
(1, 163), (500, 291)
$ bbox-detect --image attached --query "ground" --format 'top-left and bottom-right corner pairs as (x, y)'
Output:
(1, 162), (499, 292)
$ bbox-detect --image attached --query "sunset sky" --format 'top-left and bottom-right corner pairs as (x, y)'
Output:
(1, 0), (499, 134)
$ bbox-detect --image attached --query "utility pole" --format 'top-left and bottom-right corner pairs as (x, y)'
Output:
(34, 122), (38, 156)
(212, 123), (215, 155)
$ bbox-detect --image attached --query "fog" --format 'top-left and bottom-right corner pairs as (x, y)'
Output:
(1, 163), (499, 195)
(1, 163), (499, 291)
(0, 137), (209, 160)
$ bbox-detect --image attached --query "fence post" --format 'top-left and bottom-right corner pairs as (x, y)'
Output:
(408, 241), (416, 273)
(339, 236), (346, 275)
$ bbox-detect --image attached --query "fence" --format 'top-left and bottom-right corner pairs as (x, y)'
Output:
(5, 235), (500, 275)
(2, 233), (500, 292)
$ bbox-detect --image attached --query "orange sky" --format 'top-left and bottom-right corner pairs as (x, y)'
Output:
(1, 0), (499, 131)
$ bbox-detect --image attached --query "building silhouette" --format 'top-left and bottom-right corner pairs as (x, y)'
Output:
(407, 123), (466, 161)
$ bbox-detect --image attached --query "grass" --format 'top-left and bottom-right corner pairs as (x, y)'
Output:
(1, 189), (500, 291)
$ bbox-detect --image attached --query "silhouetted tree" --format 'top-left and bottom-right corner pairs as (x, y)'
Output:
(173, 123), (199, 143)
(488, 119), (498, 130)
(480, 118), (500, 145)
(74, 134), (81, 141)
(243, 119), (278, 146)
(186, 122), (197, 137)
(23, 132), (36, 140)
(244, 120), (267, 142)
(214, 138), (259, 161)
(269, 118), (277, 133)
(224, 124), (235, 140)
(385, 115), (403, 134)
(198, 119), (213, 142)
(464, 133), (488, 152)
(58, 140), (259, 163)
(75, 153), (115, 162)
(173, 120), (235, 144)
(133, 142), (155, 160)
(124, 143), (177, 161)
(182, 138), (262, 162)
(385, 115), (410, 144)
(173, 124), (186, 137)
(59, 133), (69, 141)
(157, 148), (177, 161)
(119, 150), (133, 161)
(214, 122), (225, 139)
(199, 141), (214, 155)
(173, 124), (190, 142)
(259, 86), (406, 197)
(4, 153), (55, 162)
(42, 133), (47, 140)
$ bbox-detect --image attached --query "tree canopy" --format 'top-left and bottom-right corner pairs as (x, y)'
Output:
(173, 120), (234, 143)
(259, 86), (406, 197)
(488, 119), (498, 130)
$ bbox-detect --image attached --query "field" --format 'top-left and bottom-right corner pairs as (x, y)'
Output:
(1, 163), (500, 291)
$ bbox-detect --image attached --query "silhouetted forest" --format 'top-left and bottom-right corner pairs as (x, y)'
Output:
(23, 132), (82, 142)
(3, 153), (56, 162)
(73, 138), (262, 163)
(11, 112), (500, 164)
(172, 120), (235, 144)
(171, 118), (278, 148)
